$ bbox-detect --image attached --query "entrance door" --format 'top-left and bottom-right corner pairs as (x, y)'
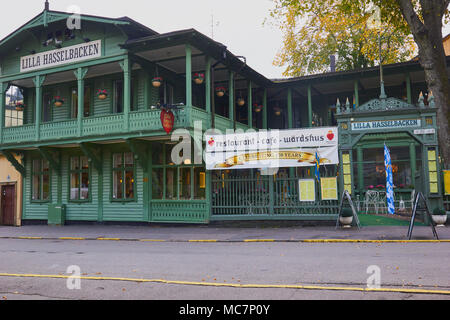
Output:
(1, 185), (15, 226)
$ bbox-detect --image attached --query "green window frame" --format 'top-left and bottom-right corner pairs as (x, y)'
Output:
(151, 142), (206, 201)
(69, 156), (91, 202)
(112, 152), (136, 202)
(31, 159), (51, 202)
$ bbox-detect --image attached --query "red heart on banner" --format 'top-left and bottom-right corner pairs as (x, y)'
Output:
(327, 131), (335, 141)
(160, 109), (175, 135)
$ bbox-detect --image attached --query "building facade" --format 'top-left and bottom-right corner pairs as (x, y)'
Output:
(0, 5), (447, 226)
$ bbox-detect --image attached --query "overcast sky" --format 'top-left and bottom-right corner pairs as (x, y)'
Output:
(1, 1), (448, 80)
(0, 0), (286, 79)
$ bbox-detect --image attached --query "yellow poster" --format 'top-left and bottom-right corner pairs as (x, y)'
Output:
(344, 174), (352, 185)
(428, 150), (436, 161)
(343, 164), (351, 174)
(342, 154), (350, 164)
(444, 171), (450, 195)
(430, 183), (438, 194)
(321, 177), (338, 201)
(429, 171), (438, 183)
(428, 161), (437, 172)
(299, 179), (315, 202)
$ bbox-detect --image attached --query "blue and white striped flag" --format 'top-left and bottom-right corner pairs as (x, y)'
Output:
(384, 144), (395, 215)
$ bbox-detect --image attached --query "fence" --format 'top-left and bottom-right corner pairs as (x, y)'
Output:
(211, 171), (340, 219)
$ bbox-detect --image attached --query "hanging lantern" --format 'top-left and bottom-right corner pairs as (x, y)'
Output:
(152, 77), (163, 88)
(274, 107), (282, 116)
(53, 96), (65, 107)
(237, 98), (245, 107)
(254, 104), (262, 113)
(160, 108), (175, 134)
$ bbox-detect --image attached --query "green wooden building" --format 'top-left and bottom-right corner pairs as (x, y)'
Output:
(0, 4), (446, 226)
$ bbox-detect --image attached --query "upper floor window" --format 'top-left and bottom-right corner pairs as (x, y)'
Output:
(5, 86), (24, 128)
(113, 79), (136, 113)
(71, 86), (92, 118)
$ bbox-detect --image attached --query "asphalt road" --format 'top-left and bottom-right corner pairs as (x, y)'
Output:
(0, 238), (449, 301)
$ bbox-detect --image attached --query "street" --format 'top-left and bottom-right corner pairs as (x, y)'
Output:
(0, 237), (449, 300)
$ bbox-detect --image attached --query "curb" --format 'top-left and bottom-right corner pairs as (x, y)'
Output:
(2, 236), (450, 243)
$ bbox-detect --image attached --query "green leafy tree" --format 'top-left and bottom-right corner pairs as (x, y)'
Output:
(270, 0), (416, 76)
(270, 0), (450, 167)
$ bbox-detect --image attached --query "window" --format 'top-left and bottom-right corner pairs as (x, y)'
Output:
(32, 159), (50, 202)
(151, 142), (207, 201)
(112, 153), (135, 201)
(71, 86), (92, 118)
(5, 86), (24, 128)
(70, 156), (90, 201)
(113, 79), (136, 113)
(159, 82), (174, 105)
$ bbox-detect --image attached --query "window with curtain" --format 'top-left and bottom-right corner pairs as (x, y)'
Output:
(32, 159), (50, 202)
(70, 156), (90, 201)
(112, 152), (135, 201)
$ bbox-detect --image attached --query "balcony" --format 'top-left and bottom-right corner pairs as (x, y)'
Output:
(1, 106), (224, 147)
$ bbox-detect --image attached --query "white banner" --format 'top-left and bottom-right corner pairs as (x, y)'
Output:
(205, 127), (338, 153)
(206, 147), (339, 171)
(20, 40), (102, 72)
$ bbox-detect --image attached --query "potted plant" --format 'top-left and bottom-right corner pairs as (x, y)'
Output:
(432, 208), (447, 227)
(216, 87), (226, 97)
(254, 104), (263, 113)
(340, 208), (354, 228)
(193, 73), (205, 85)
(53, 96), (65, 107)
(152, 77), (163, 88)
(97, 89), (108, 100)
(15, 102), (25, 111)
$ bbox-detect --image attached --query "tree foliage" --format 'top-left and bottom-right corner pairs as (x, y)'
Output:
(270, 0), (417, 76)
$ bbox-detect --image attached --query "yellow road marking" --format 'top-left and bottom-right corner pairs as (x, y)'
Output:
(0, 273), (449, 296)
(59, 237), (86, 241)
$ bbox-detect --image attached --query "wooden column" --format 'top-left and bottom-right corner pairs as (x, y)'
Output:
(406, 73), (412, 104)
(205, 56), (212, 115)
(354, 81), (359, 109)
(287, 88), (293, 129)
(307, 85), (313, 128)
(357, 147), (364, 193)
(33, 75), (45, 142)
(0, 82), (5, 144)
(186, 44), (192, 107)
(229, 71), (235, 122)
(75, 68), (88, 137)
(248, 81), (253, 128)
(122, 56), (131, 132)
(263, 88), (268, 129)
(410, 142), (416, 189)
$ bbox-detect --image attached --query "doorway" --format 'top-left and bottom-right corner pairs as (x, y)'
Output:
(1, 184), (16, 226)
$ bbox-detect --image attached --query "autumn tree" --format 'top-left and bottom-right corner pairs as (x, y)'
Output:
(269, 0), (417, 76)
(271, 0), (450, 167)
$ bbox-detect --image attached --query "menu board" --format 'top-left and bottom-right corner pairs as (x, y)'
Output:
(321, 177), (338, 201)
(299, 179), (316, 202)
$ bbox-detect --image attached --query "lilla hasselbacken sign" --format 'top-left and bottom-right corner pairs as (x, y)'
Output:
(20, 40), (102, 72)
(351, 119), (421, 131)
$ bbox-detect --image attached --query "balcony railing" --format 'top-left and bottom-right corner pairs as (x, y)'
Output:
(0, 105), (254, 146)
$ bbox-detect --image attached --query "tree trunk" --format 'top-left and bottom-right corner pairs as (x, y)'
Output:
(397, 0), (450, 168)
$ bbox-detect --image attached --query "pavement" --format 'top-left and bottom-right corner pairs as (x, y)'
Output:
(0, 222), (449, 242)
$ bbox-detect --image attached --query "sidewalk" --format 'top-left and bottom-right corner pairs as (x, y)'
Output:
(0, 223), (449, 242)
